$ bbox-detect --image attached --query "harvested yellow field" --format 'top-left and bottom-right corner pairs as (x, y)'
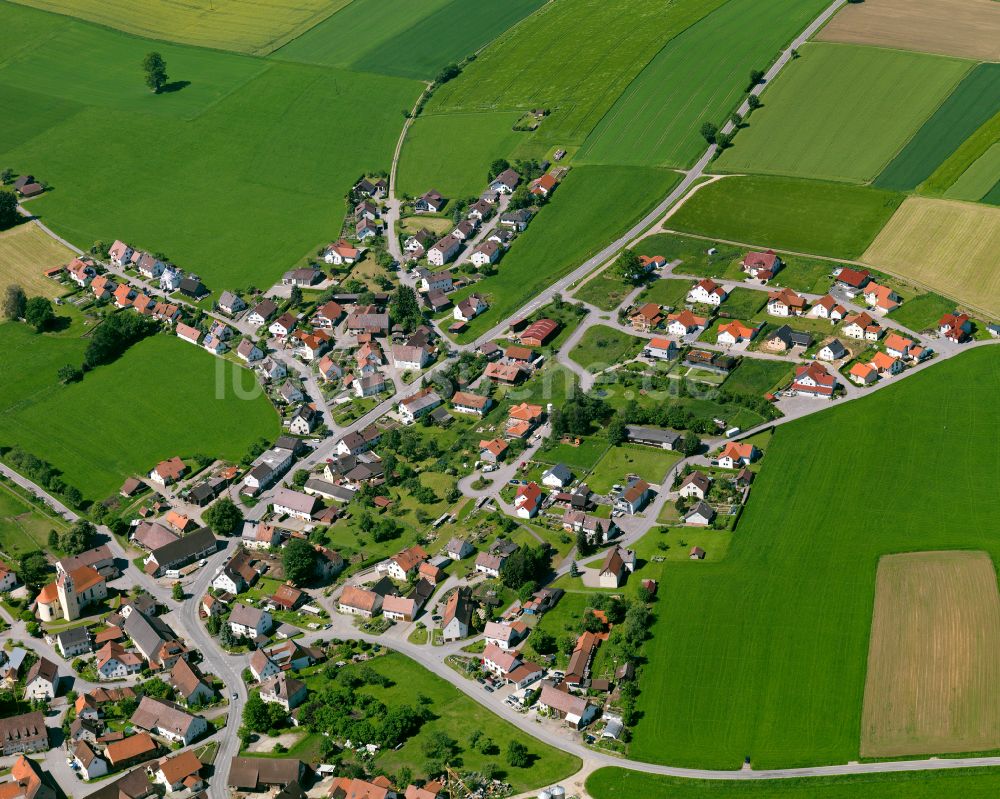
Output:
(863, 197), (1000, 317)
(10, 0), (349, 56)
(0, 223), (76, 299)
(861, 551), (1000, 758)
(817, 0), (1000, 61)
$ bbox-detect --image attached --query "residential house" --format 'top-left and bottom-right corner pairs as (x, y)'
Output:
(178, 277), (207, 299)
(0, 712), (47, 755)
(259, 675), (307, 713)
(938, 312), (973, 343)
(598, 545), (635, 588)
(237, 338), (264, 363)
(227, 758), (307, 793)
(489, 168), (520, 194)
(113, 283), (136, 308)
(499, 209), (532, 231)
(105, 733), (157, 769)
(684, 501), (715, 526)
(354, 373), (387, 398)
(474, 552), (504, 578)
(541, 463), (572, 489)
(415, 190), (445, 213)
(313, 301), (344, 329)
(645, 336), (678, 361)
(514, 482), (543, 519)
(741, 250), (782, 280)
(871, 351), (904, 376)
(864, 282), (901, 312)
(56, 626), (92, 659)
(530, 173), (558, 197)
(288, 404), (318, 435)
(452, 219), (477, 241)
(108, 240), (134, 267)
(849, 361), (878, 386)
(809, 295), (847, 321)
(74, 741), (108, 780)
(337, 586), (382, 618)
(842, 311), (882, 341)
(561, 511), (617, 545)
(614, 478), (652, 515)
(123, 610), (187, 670)
(454, 294), (488, 322)
(96, 642), (143, 680)
(764, 325), (812, 352)
(217, 291), (245, 316)
(505, 401), (543, 438)
(24, 658), (58, 700)
(398, 390), (442, 423)
(391, 344), (431, 370)
(316, 354), (342, 383)
(386, 546), (428, 581)
(155, 751), (204, 793)
(269, 312), (297, 338)
(537, 683), (597, 729)
(835, 267), (871, 293)
(470, 240), (500, 267)
(716, 320), (757, 346)
(130, 697), (207, 745)
(167, 658), (214, 706)
(441, 588), (472, 641)
(479, 438), (508, 464)
(149, 457), (186, 487)
(160, 266), (182, 292)
(817, 338), (847, 362)
(483, 622), (527, 651)
(248, 300), (278, 326)
(767, 288), (807, 316)
(678, 471), (710, 500)
(381, 594), (418, 623)
(228, 603), (272, 640)
(884, 333), (915, 359)
(90, 274), (115, 301)
(67, 258), (96, 288)
(336, 426), (381, 456)
(136, 254), (165, 280)
(687, 278), (727, 306)
(345, 305), (389, 336)
(282, 268), (321, 287)
(666, 310), (707, 337)
(427, 234), (462, 266)
(718, 442), (758, 470)
(272, 488), (318, 521)
(419, 269), (453, 294)
(450, 391), (491, 416)
(630, 302), (663, 332)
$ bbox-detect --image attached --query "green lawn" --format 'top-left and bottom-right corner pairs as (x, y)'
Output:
(0, 481), (67, 557)
(587, 768), (1000, 799)
(273, 0), (545, 80)
(0, 323), (278, 501)
(875, 63), (1000, 191)
(718, 43), (971, 182)
(628, 347), (1000, 768)
(636, 278), (693, 310)
(534, 437), (610, 472)
(576, 0), (830, 168)
(723, 358), (792, 396)
(397, 111), (525, 199)
(585, 445), (680, 494)
(886, 292), (957, 333)
(304, 653), (580, 790)
(0, 2), (421, 292)
(446, 166), (681, 341)
(667, 176), (904, 259)
(720, 288), (766, 319)
(424, 0), (730, 153)
(569, 325), (644, 373)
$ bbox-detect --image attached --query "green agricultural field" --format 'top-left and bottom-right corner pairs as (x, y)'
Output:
(920, 110), (1000, 197)
(9, 0), (348, 55)
(627, 347), (1000, 768)
(446, 166), (680, 340)
(983, 180), (1000, 206)
(585, 445), (680, 494)
(945, 144), (1000, 202)
(424, 0), (730, 153)
(396, 111), (524, 199)
(874, 64), (1000, 191)
(274, 0), (545, 80)
(667, 176), (904, 259)
(304, 653), (580, 790)
(0, 324), (278, 501)
(569, 325), (644, 372)
(724, 358), (792, 396)
(576, 0), (829, 168)
(717, 44), (970, 182)
(0, 3), (421, 292)
(587, 768), (1000, 799)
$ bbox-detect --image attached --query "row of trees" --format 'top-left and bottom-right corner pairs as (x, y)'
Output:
(2, 446), (85, 509)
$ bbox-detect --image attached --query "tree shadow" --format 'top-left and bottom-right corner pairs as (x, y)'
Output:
(160, 80), (191, 94)
(48, 315), (72, 333)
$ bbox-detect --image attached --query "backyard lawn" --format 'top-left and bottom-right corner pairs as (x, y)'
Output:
(627, 347), (1000, 768)
(720, 287), (767, 319)
(568, 326), (644, 373)
(585, 445), (681, 494)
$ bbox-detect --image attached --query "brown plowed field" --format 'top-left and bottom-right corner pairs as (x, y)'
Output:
(818, 0), (1000, 61)
(861, 551), (1000, 757)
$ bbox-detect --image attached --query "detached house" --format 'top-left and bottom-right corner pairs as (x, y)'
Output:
(218, 291), (245, 316)
(441, 588), (471, 641)
(427, 234), (462, 266)
(415, 190), (445, 213)
(514, 482), (543, 519)
(716, 320), (757, 346)
(398, 390), (442, 424)
(666, 310), (706, 337)
(451, 391), (491, 416)
(687, 278), (727, 306)
(767, 288), (807, 317)
(237, 338), (264, 363)
(938, 312), (973, 343)
(248, 299), (278, 326)
(454, 294), (488, 322)
(470, 240), (500, 267)
(109, 240), (134, 267)
(269, 312), (297, 338)
(338, 586), (382, 618)
(67, 258), (96, 287)
(810, 295), (847, 321)
(598, 546), (635, 588)
(629, 303), (663, 332)
(489, 168), (520, 194)
(228, 604), (272, 640)
(864, 282), (902, 312)
(849, 361), (878, 386)
(842, 312), (882, 341)
(615, 478), (651, 515)
(791, 361), (837, 398)
(718, 442), (758, 470)
(741, 250), (782, 280)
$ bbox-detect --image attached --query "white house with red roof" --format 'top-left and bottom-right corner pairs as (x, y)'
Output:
(687, 278), (728, 306)
(791, 361), (837, 398)
(938, 312), (973, 343)
(666, 310), (707, 337)
(323, 239), (359, 265)
(514, 482), (543, 519)
(718, 442), (758, 470)
(741, 250), (782, 280)
(716, 320), (758, 346)
(849, 362), (877, 386)
(645, 337), (678, 360)
(809, 295), (847, 321)
(767, 288), (807, 316)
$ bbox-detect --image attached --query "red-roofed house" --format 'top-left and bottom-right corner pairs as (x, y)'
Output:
(514, 482), (543, 519)
(791, 361), (837, 398)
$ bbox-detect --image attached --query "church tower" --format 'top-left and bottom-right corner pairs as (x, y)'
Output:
(56, 569), (81, 621)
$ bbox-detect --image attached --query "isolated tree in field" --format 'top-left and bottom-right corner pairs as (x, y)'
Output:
(142, 52), (169, 93)
(700, 121), (719, 144)
(0, 189), (18, 229)
(2, 284), (26, 320)
(57, 364), (83, 384)
(24, 296), (55, 332)
(203, 497), (243, 536)
(613, 248), (645, 284)
(506, 740), (529, 768)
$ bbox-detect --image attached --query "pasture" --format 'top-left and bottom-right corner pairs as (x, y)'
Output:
(0, 4), (422, 291)
(716, 44), (970, 183)
(446, 166), (680, 341)
(274, 0), (545, 80)
(667, 176), (903, 259)
(586, 768), (1000, 799)
(568, 325), (644, 373)
(861, 551), (1000, 757)
(816, 0), (1000, 62)
(0, 223), (77, 299)
(576, 0), (830, 168)
(626, 347), (1000, 768)
(396, 111), (524, 199)
(0, 327), (278, 500)
(863, 197), (1000, 317)
(425, 0), (729, 151)
(9, 0), (348, 55)
(874, 64), (1000, 191)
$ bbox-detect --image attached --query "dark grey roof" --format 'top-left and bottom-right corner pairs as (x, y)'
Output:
(57, 626), (92, 647)
(627, 425), (681, 446)
(545, 463), (573, 482)
(822, 339), (847, 358)
(150, 527), (217, 567)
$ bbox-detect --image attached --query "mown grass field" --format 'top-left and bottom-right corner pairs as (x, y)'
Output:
(424, 0), (730, 154)
(0, 3), (421, 292)
(568, 325), (644, 372)
(304, 652), (580, 790)
(628, 347), (1000, 768)
(861, 551), (1000, 757)
(717, 44), (970, 182)
(0, 223), (77, 299)
(273, 0), (545, 80)
(920, 111), (1000, 197)
(446, 166), (680, 340)
(0, 323), (278, 500)
(874, 64), (1000, 191)
(9, 0), (349, 55)
(587, 768), (1000, 799)
(816, 0), (1000, 62)
(396, 111), (524, 199)
(585, 445), (680, 494)
(576, 0), (829, 168)
(886, 292), (957, 333)
(0, 481), (67, 558)
(863, 197), (1000, 317)
(945, 143), (1000, 202)
(667, 176), (903, 259)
